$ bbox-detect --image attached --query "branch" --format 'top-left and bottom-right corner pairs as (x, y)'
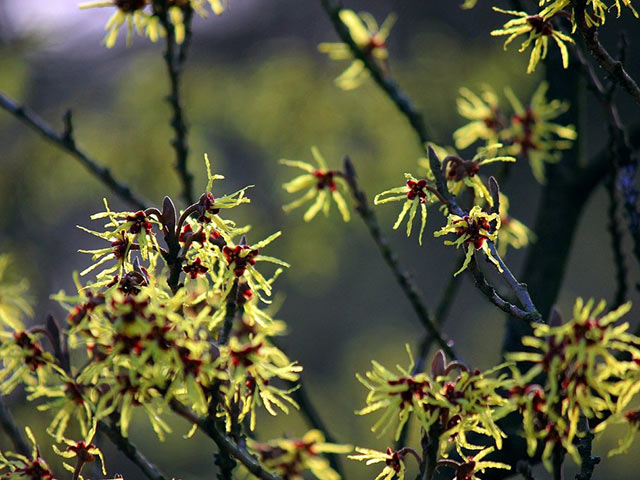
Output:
(394, 258), (464, 450)
(170, 401), (281, 480)
(342, 157), (457, 360)
(606, 169), (628, 307)
(0, 93), (147, 210)
(156, 1), (195, 206)
(570, 0), (640, 107)
(468, 257), (541, 322)
(575, 419), (600, 480)
(98, 420), (168, 480)
(0, 397), (30, 457)
(319, 0), (431, 146)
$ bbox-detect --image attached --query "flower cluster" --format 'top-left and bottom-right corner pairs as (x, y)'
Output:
(249, 430), (352, 480)
(453, 83), (576, 183)
(280, 147), (351, 223)
(353, 347), (512, 468)
(319, 9), (396, 90)
(507, 299), (640, 469)
(80, 0), (228, 48)
(0, 156), (303, 468)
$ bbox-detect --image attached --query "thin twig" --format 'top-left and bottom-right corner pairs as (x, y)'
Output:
(575, 418), (600, 480)
(342, 157), (457, 359)
(98, 420), (168, 480)
(572, 37), (640, 273)
(552, 445), (565, 480)
(468, 257), (540, 321)
(0, 93), (146, 210)
(319, 0), (431, 147)
(0, 397), (30, 457)
(516, 461), (536, 480)
(170, 401), (281, 480)
(286, 377), (345, 477)
(570, 0), (640, 107)
(156, 1), (194, 206)
(394, 258), (464, 450)
(606, 169), (628, 307)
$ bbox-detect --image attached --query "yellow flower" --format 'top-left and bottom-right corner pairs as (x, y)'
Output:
(219, 335), (302, 431)
(0, 427), (57, 479)
(539, 0), (638, 28)
(318, 10), (396, 90)
(281, 147), (351, 222)
(0, 255), (32, 331)
(491, 7), (574, 73)
(437, 143), (515, 206)
(80, 0), (153, 48)
(508, 299), (639, 468)
(53, 423), (107, 478)
(437, 447), (510, 479)
(503, 83), (577, 183)
(453, 86), (505, 150)
(374, 173), (438, 245)
(348, 447), (409, 480)
(434, 205), (502, 276)
(249, 430), (352, 480)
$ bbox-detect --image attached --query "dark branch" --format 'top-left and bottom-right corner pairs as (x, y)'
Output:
(342, 156), (457, 359)
(0, 92), (147, 210)
(171, 401), (281, 480)
(571, 0), (640, 107)
(99, 420), (168, 480)
(319, 0), (431, 147)
(0, 397), (30, 457)
(156, 1), (195, 206)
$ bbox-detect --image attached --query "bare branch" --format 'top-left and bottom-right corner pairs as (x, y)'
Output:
(98, 420), (168, 480)
(571, 0), (640, 107)
(0, 92), (147, 210)
(342, 156), (457, 360)
(170, 401), (281, 480)
(156, 1), (195, 206)
(0, 397), (30, 457)
(319, 0), (431, 147)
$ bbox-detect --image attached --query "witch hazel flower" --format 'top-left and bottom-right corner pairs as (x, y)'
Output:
(491, 7), (574, 74)
(434, 205), (502, 276)
(318, 10), (396, 90)
(280, 146), (351, 222)
(374, 173), (438, 245)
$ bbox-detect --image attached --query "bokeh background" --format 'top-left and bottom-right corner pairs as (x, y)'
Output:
(1, 0), (640, 478)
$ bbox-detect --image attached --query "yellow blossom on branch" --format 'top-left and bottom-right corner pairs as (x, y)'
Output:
(491, 7), (574, 73)
(249, 430), (352, 480)
(374, 173), (438, 245)
(434, 205), (502, 276)
(280, 147), (351, 222)
(319, 10), (396, 90)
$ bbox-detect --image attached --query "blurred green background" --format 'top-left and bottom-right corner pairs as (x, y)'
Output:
(1, 0), (640, 478)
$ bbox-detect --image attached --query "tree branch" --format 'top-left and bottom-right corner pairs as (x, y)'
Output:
(319, 0), (431, 147)
(98, 420), (168, 480)
(342, 157), (457, 360)
(170, 401), (281, 480)
(0, 397), (30, 457)
(156, 1), (195, 206)
(570, 0), (640, 107)
(0, 92), (147, 210)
